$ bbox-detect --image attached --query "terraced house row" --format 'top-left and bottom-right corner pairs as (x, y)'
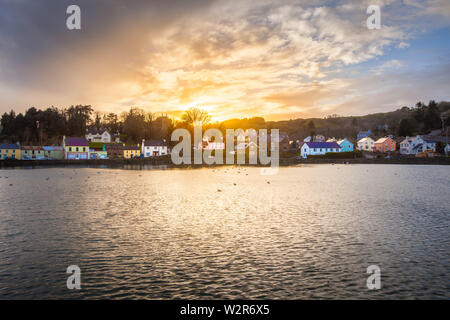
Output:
(0, 136), (168, 160)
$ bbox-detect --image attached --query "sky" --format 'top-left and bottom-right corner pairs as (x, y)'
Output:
(0, 0), (449, 121)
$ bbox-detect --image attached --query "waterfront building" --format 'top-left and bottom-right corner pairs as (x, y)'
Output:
(357, 130), (372, 141)
(300, 142), (341, 158)
(63, 136), (90, 160)
(43, 146), (64, 160)
(89, 143), (108, 159)
(142, 139), (168, 157)
(21, 146), (45, 160)
(105, 143), (124, 159)
(0, 143), (21, 160)
(337, 139), (354, 152)
(399, 136), (436, 155)
(123, 145), (141, 159)
(374, 137), (396, 153)
(357, 137), (375, 151)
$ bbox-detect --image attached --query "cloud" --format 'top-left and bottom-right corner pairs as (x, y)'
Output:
(0, 0), (448, 120)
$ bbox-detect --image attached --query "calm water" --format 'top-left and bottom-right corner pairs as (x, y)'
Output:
(0, 165), (448, 299)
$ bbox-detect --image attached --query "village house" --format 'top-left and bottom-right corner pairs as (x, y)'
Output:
(43, 146), (64, 160)
(357, 137), (375, 151)
(357, 130), (372, 141)
(300, 142), (341, 158)
(89, 143), (108, 159)
(63, 136), (90, 160)
(123, 145), (141, 159)
(337, 139), (354, 152)
(374, 137), (396, 153)
(400, 136), (436, 155)
(21, 146), (45, 160)
(105, 143), (124, 159)
(85, 128), (120, 143)
(313, 134), (326, 142)
(142, 139), (168, 157)
(0, 143), (21, 160)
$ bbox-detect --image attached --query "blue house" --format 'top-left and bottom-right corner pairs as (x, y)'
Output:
(337, 139), (354, 152)
(357, 130), (371, 141)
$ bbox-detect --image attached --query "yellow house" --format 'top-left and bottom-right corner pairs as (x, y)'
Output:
(123, 145), (141, 159)
(0, 144), (21, 160)
(21, 146), (45, 160)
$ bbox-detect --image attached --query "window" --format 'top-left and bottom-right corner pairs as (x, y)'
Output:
(76, 147), (79, 152)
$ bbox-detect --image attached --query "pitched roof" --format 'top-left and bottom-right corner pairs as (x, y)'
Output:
(21, 146), (44, 151)
(123, 145), (140, 150)
(337, 139), (351, 145)
(303, 142), (341, 149)
(65, 137), (89, 146)
(86, 128), (110, 135)
(43, 146), (63, 151)
(143, 140), (167, 147)
(358, 137), (374, 143)
(0, 143), (20, 149)
(375, 137), (392, 144)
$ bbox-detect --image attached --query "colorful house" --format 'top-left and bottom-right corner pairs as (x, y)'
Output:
(374, 137), (396, 153)
(337, 139), (354, 152)
(142, 139), (168, 157)
(0, 143), (21, 160)
(357, 130), (372, 141)
(105, 143), (124, 159)
(43, 146), (64, 160)
(399, 136), (436, 155)
(63, 136), (90, 160)
(88, 142), (108, 159)
(21, 146), (45, 160)
(300, 142), (341, 158)
(123, 145), (141, 159)
(357, 137), (375, 151)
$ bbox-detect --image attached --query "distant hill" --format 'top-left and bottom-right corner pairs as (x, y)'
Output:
(262, 101), (450, 142)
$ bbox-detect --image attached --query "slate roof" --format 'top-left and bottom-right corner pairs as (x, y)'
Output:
(0, 143), (20, 149)
(143, 140), (167, 147)
(86, 128), (110, 135)
(66, 137), (89, 146)
(303, 142), (341, 149)
(124, 145), (140, 150)
(21, 146), (44, 151)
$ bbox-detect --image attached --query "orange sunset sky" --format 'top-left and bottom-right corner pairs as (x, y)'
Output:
(0, 0), (449, 121)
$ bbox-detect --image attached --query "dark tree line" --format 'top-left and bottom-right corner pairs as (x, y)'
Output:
(0, 105), (175, 145)
(0, 105), (93, 145)
(1, 100), (448, 145)
(398, 100), (448, 137)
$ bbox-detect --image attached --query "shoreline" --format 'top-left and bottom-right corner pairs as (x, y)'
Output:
(1, 156), (449, 169)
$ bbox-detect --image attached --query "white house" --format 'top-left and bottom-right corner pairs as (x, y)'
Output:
(142, 139), (168, 157)
(399, 136), (436, 155)
(357, 137), (375, 151)
(86, 129), (120, 143)
(300, 142), (341, 158)
(313, 134), (326, 142)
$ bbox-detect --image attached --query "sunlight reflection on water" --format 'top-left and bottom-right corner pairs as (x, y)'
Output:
(0, 164), (449, 299)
